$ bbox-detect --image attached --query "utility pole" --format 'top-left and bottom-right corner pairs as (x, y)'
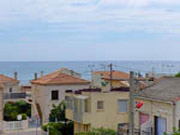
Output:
(109, 63), (113, 90)
(129, 71), (135, 135)
(88, 65), (95, 88)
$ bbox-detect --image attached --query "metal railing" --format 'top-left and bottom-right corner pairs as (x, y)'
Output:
(3, 93), (30, 100)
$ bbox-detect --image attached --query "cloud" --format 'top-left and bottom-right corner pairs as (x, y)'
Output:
(0, 0), (180, 35)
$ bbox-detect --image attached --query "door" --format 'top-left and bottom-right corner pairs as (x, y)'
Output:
(155, 116), (167, 135)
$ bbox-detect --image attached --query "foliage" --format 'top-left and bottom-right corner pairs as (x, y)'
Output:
(49, 101), (67, 122)
(76, 128), (117, 135)
(42, 101), (73, 135)
(175, 72), (180, 77)
(4, 100), (31, 121)
(42, 122), (73, 135)
(164, 127), (180, 135)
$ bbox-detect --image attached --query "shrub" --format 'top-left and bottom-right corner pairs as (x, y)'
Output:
(42, 122), (73, 135)
(4, 101), (31, 121)
(76, 128), (117, 135)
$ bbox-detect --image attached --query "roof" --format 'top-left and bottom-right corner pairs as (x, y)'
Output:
(0, 74), (19, 88)
(93, 71), (129, 80)
(31, 69), (90, 85)
(136, 77), (180, 102)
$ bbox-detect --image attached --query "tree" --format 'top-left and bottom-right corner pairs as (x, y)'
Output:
(49, 101), (67, 122)
(175, 72), (180, 77)
(42, 101), (73, 135)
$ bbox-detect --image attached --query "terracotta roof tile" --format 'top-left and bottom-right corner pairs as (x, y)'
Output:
(93, 71), (129, 79)
(31, 69), (90, 85)
(0, 74), (19, 88)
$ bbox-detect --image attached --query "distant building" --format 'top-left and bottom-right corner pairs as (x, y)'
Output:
(31, 68), (90, 123)
(135, 77), (180, 135)
(0, 74), (19, 93)
(0, 73), (19, 124)
(91, 71), (129, 91)
(65, 87), (130, 134)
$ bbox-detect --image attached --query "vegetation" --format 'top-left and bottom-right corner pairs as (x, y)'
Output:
(4, 101), (31, 121)
(42, 101), (73, 135)
(164, 127), (180, 135)
(175, 72), (180, 77)
(49, 101), (67, 122)
(42, 122), (73, 135)
(76, 128), (117, 135)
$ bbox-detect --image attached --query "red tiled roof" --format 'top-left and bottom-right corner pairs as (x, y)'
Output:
(93, 71), (129, 80)
(31, 70), (90, 85)
(0, 74), (19, 88)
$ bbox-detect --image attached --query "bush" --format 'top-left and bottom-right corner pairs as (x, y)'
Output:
(4, 101), (31, 121)
(76, 128), (117, 135)
(42, 122), (73, 135)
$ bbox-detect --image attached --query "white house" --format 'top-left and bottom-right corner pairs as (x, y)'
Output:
(31, 68), (90, 123)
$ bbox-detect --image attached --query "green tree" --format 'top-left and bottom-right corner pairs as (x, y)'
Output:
(175, 72), (180, 77)
(49, 101), (67, 122)
(42, 101), (73, 135)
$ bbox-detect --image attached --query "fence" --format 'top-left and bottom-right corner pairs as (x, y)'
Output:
(3, 120), (28, 130)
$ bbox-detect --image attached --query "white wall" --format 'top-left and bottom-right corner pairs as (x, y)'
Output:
(2, 83), (19, 93)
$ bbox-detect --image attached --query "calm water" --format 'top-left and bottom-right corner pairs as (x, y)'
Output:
(0, 61), (180, 84)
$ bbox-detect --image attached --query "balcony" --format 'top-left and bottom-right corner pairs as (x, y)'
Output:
(3, 93), (31, 100)
(65, 95), (91, 124)
(66, 109), (91, 124)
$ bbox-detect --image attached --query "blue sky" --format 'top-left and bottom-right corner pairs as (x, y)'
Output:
(0, 0), (180, 61)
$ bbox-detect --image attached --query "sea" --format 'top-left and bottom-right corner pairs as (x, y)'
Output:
(0, 61), (180, 84)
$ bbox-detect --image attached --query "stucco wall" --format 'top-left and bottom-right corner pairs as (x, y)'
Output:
(88, 92), (129, 131)
(2, 83), (19, 93)
(32, 84), (89, 123)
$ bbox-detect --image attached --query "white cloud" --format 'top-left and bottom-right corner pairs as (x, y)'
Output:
(0, 0), (180, 35)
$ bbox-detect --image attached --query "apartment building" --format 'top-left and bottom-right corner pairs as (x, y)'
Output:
(65, 87), (130, 134)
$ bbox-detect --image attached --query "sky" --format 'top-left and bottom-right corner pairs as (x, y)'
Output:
(0, 0), (180, 61)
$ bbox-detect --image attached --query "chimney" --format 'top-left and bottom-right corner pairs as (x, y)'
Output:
(40, 71), (44, 77)
(70, 70), (74, 77)
(145, 73), (149, 79)
(34, 73), (38, 80)
(138, 72), (142, 78)
(14, 71), (18, 80)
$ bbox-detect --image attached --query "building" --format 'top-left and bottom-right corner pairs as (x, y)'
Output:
(91, 71), (129, 91)
(0, 73), (20, 130)
(65, 87), (130, 134)
(135, 77), (180, 135)
(31, 68), (90, 123)
(0, 74), (19, 93)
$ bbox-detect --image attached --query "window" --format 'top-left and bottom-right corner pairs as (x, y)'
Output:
(51, 90), (59, 100)
(97, 101), (104, 110)
(9, 87), (13, 93)
(118, 100), (128, 112)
